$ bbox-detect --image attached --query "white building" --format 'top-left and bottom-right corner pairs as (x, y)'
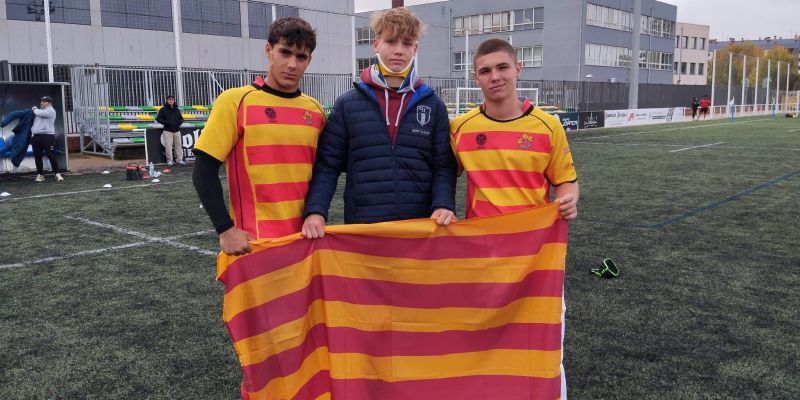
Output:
(673, 22), (709, 85)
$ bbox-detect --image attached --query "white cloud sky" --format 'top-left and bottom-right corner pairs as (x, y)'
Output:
(354, 0), (800, 41)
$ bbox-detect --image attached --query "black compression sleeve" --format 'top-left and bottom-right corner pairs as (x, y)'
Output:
(192, 151), (234, 234)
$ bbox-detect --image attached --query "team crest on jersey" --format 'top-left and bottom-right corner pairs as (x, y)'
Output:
(517, 133), (534, 149)
(476, 133), (487, 148)
(302, 110), (314, 125)
(265, 107), (277, 121)
(416, 105), (431, 126)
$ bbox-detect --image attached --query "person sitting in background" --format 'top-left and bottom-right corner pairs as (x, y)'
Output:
(156, 95), (185, 166)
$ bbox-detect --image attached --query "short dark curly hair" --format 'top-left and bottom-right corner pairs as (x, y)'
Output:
(268, 17), (317, 53)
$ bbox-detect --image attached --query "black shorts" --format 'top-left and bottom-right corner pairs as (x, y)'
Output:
(700, 108), (709, 114)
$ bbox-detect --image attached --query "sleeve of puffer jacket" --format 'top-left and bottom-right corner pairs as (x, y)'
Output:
(428, 97), (457, 213)
(303, 95), (349, 221)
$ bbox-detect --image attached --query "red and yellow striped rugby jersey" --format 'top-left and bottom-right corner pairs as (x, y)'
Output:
(450, 98), (577, 219)
(194, 78), (325, 239)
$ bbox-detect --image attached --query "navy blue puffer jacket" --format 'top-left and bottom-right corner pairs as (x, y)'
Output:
(304, 77), (456, 224)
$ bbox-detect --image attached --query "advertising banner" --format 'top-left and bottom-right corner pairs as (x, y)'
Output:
(578, 111), (605, 129)
(553, 112), (579, 131)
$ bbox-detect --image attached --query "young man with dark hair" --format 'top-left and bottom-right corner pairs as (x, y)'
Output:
(192, 16), (323, 400)
(156, 95), (185, 166)
(301, 7), (456, 238)
(450, 38), (578, 399)
(193, 16), (323, 254)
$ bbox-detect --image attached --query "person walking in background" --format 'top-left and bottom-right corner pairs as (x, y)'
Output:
(156, 95), (185, 166)
(30, 96), (62, 182)
(699, 94), (711, 120)
(691, 97), (700, 120)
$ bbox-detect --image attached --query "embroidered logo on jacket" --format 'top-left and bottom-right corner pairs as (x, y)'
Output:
(416, 105), (431, 126)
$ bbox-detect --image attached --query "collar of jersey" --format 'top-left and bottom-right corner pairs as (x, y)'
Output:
(251, 76), (302, 99)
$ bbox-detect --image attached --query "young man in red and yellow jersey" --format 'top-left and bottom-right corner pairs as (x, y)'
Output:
(192, 16), (324, 400)
(450, 38), (579, 220)
(192, 16), (324, 255)
(450, 38), (578, 400)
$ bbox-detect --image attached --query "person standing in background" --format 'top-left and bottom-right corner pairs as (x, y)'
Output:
(156, 95), (185, 166)
(31, 96), (62, 182)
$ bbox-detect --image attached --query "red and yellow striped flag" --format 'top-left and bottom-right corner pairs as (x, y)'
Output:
(218, 203), (568, 400)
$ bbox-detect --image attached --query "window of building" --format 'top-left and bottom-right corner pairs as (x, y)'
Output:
(700, 38), (706, 50)
(181, 0), (240, 37)
(689, 63), (696, 74)
(453, 10), (521, 36)
(6, 0), (91, 25)
(681, 36), (688, 48)
(691, 37), (697, 49)
(516, 46), (543, 68)
(355, 26), (375, 45)
(674, 62), (679, 74)
(676, 35), (680, 48)
(585, 43), (631, 68)
(8, 0), (90, 24)
(533, 7), (544, 29)
(680, 62), (687, 74)
(639, 50), (673, 70)
(356, 58), (372, 71)
(698, 63), (704, 75)
(640, 15), (674, 38)
(513, 8), (533, 30)
(586, 3), (632, 32)
(453, 50), (475, 71)
(249, 4), (299, 40)
(100, 0), (172, 31)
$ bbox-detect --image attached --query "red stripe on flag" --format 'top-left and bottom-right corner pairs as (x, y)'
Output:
(256, 217), (303, 239)
(227, 270), (564, 342)
(254, 182), (309, 203)
(218, 219), (568, 293)
(243, 323), (563, 393)
(457, 131), (552, 153)
(292, 371), (562, 400)
(246, 145), (316, 165)
(246, 105), (324, 129)
(468, 169), (547, 189)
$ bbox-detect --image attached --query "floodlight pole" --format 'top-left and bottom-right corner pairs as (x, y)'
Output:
(351, 16), (357, 78)
(776, 61), (781, 112)
(464, 29), (470, 86)
(727, 52), (733, 115)
(754, 58), (759, 113)
(741, 55), (746, 114)
(628, 0), (641, 109)
(766, 59), (771, 111)
(171, 0), (185, 105)
(785, 62), (790, 111)
(43, 0), (54, 82)
(710, 50), (716, 117)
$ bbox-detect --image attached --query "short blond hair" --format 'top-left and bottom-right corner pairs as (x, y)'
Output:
(370, 7), (426, 41)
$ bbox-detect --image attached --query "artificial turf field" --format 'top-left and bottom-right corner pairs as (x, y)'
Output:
(1, 115), (798, 399)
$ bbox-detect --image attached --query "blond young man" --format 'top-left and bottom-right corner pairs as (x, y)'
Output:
(301, 7), (456, 238)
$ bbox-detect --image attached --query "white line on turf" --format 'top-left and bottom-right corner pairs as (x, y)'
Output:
(0, 229), (216, 271)
(570, 118), (771, 142)
(572, 141), (800, 151)
(66, 216), (217, 256)
(669, 142), (726, 153)
(0, 179), (192, 203)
